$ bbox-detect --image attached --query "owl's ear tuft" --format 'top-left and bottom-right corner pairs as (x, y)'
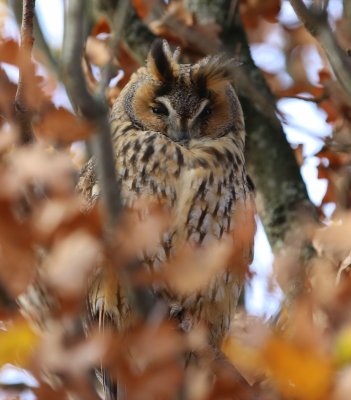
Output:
(192, 56), (240, 95)
(147, 39), (179, 82)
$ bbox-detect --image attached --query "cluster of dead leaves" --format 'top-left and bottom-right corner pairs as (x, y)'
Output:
(3, 1), (351, 400)
(240, 0), (281, 28)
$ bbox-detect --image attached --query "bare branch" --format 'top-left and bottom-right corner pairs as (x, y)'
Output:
(322, 0), (330, 12)
(0, 382), (35, 392)
(14, 0), (36, 144)
(290, 0), (351, 101)
(281, 93), (328, 103)
(10, 1), (62, 82)
(343, 0), (351, 23)
(98, 0), (130, 94)
(63, 0), (121, 227)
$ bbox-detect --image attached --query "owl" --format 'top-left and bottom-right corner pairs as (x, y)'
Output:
(78, 39), (255, 397)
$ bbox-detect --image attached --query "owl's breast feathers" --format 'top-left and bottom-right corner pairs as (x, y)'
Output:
(109, 120), (253, 222)
(79, 118), (254, 261)
(79, 119), (255, 339)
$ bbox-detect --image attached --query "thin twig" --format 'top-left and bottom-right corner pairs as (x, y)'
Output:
(0, 382), (36, 392)
(97, 0), (130, 94)
(10, 1), (62, 82)
(14, 0), (36, 144)
(322, 0), (330, 12)
(63, 0), (121, 227)
(344, 0), (351, 21)
(290, 0), (351, 101)
(281, 92), (328, 103)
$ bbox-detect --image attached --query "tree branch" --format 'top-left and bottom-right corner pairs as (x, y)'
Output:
(98, 0), (130, 93)
(122, 5), (158, 64)
(344, 0), (351, 21)
(290, 0), (351, 101)
(63, 0), (121, 227)
(10, 0), (62, 82)
(14, 0), (36, 145)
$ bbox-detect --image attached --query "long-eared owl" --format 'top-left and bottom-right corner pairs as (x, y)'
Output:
(79, 40), (255, 349)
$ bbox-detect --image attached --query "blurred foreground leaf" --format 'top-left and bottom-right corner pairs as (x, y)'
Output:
(263, 337), (332, 400)
(0, 319), (38, 367)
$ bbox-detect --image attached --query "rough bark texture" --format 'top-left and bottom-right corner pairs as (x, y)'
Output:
(14, 0), (36, 144)
(217, 5), (318, 251)
(122, 6), (157, 64)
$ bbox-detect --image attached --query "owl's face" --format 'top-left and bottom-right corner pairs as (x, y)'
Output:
(121, 40), (244, 145)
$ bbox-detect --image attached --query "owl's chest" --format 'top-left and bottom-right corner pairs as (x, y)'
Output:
(115, 130), (241, 249)
(114, 128), (182, 205)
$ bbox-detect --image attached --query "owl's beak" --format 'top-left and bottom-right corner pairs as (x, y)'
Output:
(169, 129), (190, 143)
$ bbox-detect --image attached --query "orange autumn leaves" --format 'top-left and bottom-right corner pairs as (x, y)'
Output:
(1, 1), (351, 400)
(0, 37), (92, 145)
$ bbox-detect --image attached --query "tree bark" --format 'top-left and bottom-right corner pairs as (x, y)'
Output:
(14, 0), (36, 144)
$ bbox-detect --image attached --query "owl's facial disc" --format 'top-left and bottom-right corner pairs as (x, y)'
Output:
(128, 40), (245, 142)
(150, 96), (212, 144)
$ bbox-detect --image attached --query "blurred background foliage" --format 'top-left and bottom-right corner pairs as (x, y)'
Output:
(0, 0), (351, 399)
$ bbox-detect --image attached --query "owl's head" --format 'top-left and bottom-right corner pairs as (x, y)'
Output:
(119, 40), (244, 145)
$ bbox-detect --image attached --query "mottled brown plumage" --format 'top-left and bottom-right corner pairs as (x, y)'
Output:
(74, 40), (257, 400)
(78, 41), (255, 349)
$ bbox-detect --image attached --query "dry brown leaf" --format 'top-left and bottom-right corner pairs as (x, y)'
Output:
(276, 83), (325, 99)
(132, 0), (162, 21)
(208, 357), (257, 400)
(0, 318), (38, 367)
(262, 336), (332, 400)
(0, 39), (19, 65)
(5, 144), (77, 197)
(91, 16), (111, 36)
(223, 312), (270, 387)
(160, 237), (232, 295)
(85, 36), (111, 67)
(113, 201), (171, 265)
(44, 230), (101, 299)
(104, 322), (184, 400)
(313, 215), (351, 267)
(35, 381), (67, 400)
(116, 42), (140, 89)
(241, 0), (281, 28)
(294, 144), (304, 166)
(0, 198), (37, 295)
(18, 50), (51, 111)
(36, 325), (107, 399)
(149, 1), (221, 55)
(0, 125), (18, 155)
(33, 197), (102, 245)
(0, 67), (17, 118)
(0, 233), (36, 296)
(334, 366), (351, 400)
(228, 200), (256, 278)
(33, 106), (92, 144)
(320, 99), (340, 123)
